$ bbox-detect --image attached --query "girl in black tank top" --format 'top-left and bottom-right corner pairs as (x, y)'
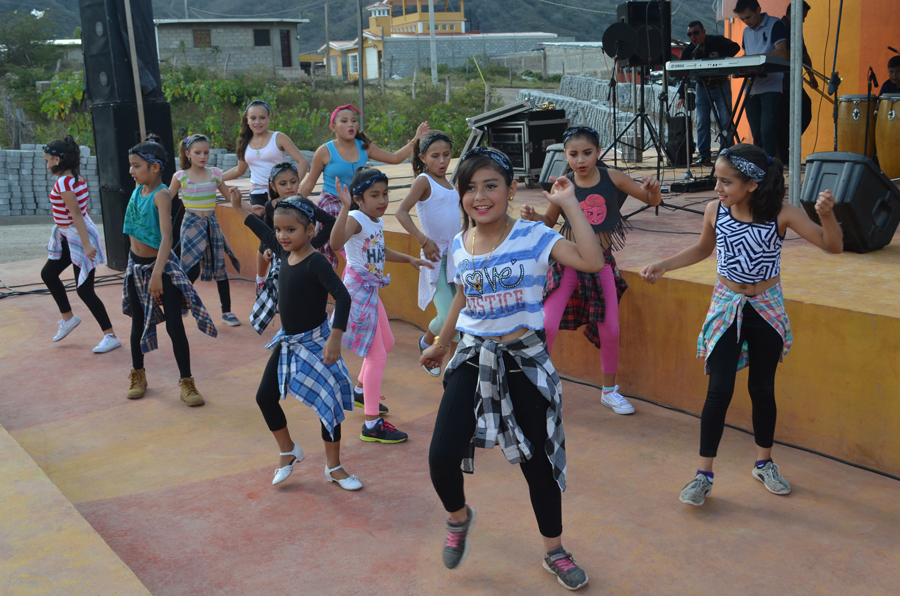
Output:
(520, 126), (661, 414)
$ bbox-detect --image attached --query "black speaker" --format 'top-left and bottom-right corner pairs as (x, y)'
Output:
(617, 2), (672, 67)
(79, 0), (163, 104)
(800, 152), (900, 253)
(665, 116), (695, 167)
(91, 101), (176, 270)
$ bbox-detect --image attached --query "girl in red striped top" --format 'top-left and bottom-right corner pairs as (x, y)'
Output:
(40, 136), (121, 353)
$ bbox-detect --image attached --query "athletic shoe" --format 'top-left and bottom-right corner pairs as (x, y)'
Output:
(543, 546), (589, 591)
(600, 386), (635, 415)
(359, 419), (407, 443)
(52, 316), (81, 342)
(92, 334), (121, 353)
(418, 335), (442, 377)
(752, 461), (792, 495)
(679, 473), (712, 506)
(442, 505), (475, 569)
(179, 377), (205, 407)
(221, 312), (241, 327)
(353, 391), (389, 414)
(127, 369), (147, 400)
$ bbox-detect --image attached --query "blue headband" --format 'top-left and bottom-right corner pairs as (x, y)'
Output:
(460, 147), (514, 180)
(128, 149), (165, 166)
(352, 172), (389, 197)
(562, 126), (600, 146)
(183, 135), (207, 148)
(276, 199), (316, 223)
(419, 132), (453, 154)
(43, 144), (66, 158)
(269, 162), (298, 184)
(246, 99), (271, 114)
(720, 148), (767, 183)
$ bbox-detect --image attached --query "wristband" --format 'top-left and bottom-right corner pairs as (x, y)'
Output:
(433, 337), (448, 350)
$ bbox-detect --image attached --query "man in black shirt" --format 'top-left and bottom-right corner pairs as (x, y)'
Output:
(879, 55), (900, 95)
(675, 20), (741, 166)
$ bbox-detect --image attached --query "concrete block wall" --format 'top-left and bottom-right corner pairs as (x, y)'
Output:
(0, 145), (100, 218)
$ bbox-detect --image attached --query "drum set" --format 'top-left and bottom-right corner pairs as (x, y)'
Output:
(836, 93), (900, 179)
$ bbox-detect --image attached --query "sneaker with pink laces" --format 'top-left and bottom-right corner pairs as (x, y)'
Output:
(442, 505), (475, 569)
(543, 546), (589, 590)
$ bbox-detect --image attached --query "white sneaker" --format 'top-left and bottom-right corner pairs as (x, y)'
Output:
(92, 334), (122, 353)
(325, 464), (363, 491)
(600, 386), (635, 415)
(52, 316), (81, 342)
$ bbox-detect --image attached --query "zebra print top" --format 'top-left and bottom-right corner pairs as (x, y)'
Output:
(715, 203), (784, 284)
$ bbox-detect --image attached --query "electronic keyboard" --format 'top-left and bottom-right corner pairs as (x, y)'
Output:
(666, 55), (790, 78)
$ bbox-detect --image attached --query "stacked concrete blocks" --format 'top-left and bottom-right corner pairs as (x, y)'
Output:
(0, 145), (100, 218)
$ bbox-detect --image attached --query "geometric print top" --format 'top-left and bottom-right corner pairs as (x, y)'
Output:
(715, 203), (784, 284)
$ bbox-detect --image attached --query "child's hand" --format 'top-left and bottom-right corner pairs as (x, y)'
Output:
(421, 238), (441, 262)
(84, 242), (98, 261)
(641, 176), (661, 195)
(816, 190), (836, 216)
(520, 204), (539, 221)
(336, 179), (353, 208)
(420, 344), (445, 369)
(323, 333), (342, 365)
(543, 176), (576, 207)
(229, 187), (242, 208)
(250, 205), (265, 217)
(415, 121), (430, 139)
(640, 263), (666, 284)
(412, 257), (436, 271)
(149, 273), (164, 299)
(263, 249), (273, 262)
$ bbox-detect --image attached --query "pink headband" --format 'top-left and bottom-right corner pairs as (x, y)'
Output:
(330, 104), (361, 125)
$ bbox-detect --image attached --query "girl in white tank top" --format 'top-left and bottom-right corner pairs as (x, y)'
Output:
(395, 131), (462, 376)
(222, 100), (311, 284)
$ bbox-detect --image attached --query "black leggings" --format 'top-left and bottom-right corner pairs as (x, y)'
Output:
(186, 262), (231, 314)
(700, 302), (784, 458)
(256, 345), (342, 442)
(41, 237), (112, 331)
(127, 254), (192, 378)
(429, 354), (563, 538)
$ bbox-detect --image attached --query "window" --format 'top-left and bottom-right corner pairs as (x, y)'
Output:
(442, 24), (447, 31)
(254, 29), (271, 47)
(329, 56), (337, 76)
(349, 53), (359, 74)
(450, 24), (456, 30)
(193, 29), (211, 48)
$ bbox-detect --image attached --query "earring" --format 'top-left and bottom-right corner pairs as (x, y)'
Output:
(508, 196), (514, 202)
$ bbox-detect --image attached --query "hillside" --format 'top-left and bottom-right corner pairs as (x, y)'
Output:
(25, 1), (721, 54)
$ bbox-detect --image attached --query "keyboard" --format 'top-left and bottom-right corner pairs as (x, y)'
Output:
(666, 55), (790, 78)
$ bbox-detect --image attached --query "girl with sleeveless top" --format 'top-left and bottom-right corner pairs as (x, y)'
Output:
(299, 104), (429, 268)
(395, 130), (462, 377)
(40, 135), (121, 353)
(521, 126), (661, 416)
(640, 143), (843, 507)
(222, 100), (310, 287)
(122, 136), (218, 407)
(169, 134), (241, 327)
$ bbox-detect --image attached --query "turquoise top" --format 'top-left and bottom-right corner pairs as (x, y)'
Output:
(322, 139), (368, 196)
(123, 184), (163, 249)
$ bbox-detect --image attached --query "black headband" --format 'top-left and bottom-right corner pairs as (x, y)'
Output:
(43, 145), (66, 158)
(562, 126), (600, 146)
(269, 162), (298, 184)
(459, 147), (514, 180)
(246, 99), (271, 114)
(275, 199), (316, 223)
(419, 133), (453, 155)
(352, 172), (389, 197)
(128, 148), (165, 166)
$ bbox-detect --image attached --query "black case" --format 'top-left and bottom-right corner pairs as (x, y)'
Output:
(800, 152), (900, 253)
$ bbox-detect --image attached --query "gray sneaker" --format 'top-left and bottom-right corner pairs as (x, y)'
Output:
(679, 473), (712, 506)
(442, 505), (475, 569)
(752, 461), (792, 495)
(543, 546), (589, 591)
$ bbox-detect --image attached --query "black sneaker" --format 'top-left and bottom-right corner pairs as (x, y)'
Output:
(359, 418), (408, 443)
(353, 390), (389, 414)
(543, 546), (589, 590)
(442, 505), (476, 569)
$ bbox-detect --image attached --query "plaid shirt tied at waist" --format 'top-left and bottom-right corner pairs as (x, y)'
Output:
(697, 280), (792, 374)
(444, 330), (567, 492)
(251, 255), (281, 334)
(122, 252), (217, 354)
(265, 320), (353, 440)
(179, 210), (240, 281)
(341, 266), (390, 358)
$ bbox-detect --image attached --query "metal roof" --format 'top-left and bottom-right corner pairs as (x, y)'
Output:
(154, 18), (308, 25)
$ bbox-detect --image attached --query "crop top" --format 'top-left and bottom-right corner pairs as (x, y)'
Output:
(49, 175), (89, 226)
(715, 202), (784, 284)
(174, 167), (222, 211)
(561, 167), (628, 250)
(245, 214), (350, 334)
(343, 210), (385, 278)
(322, 139), (368, 196)
(414, 173), (462, 245)
(123, 184), (164, 249)
(452, 219), (563, 337)
(245, 132), (285, 192)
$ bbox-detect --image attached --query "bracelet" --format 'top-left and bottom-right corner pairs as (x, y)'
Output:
(433, 337), (448, 350)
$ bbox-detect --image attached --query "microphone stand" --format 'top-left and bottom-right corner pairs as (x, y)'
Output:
(828, 0), (845, 151)
(865, 67), (877, 158)
(608, 41), (621, 169)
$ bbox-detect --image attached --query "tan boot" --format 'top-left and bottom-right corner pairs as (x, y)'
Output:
(179, 377), (205, 407)
(127, 369), (147, 399)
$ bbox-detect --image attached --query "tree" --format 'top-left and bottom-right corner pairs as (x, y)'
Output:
(0, 10), (62, 68)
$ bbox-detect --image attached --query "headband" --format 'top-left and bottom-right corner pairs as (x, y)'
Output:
(419, 132), (453, 154)
(720, 148), (767, 183)
(330, 104), (361, 125)
(269, 162), (298, 184)
(276, 199), (316, 223)
(245, 99), (271, 114)
(351, 172), (388, 197)
(459, 147), (514, 181)
(183, 135), (207, 149)
(43, 144), (66, 158)
(562, 126), (600, 146)
(128, 148), (165, 166)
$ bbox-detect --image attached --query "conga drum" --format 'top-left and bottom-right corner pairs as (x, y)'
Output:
(875, 94), (900, 179)
(837, 95), (877, 158)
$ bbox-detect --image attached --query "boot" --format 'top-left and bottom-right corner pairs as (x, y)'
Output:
(179, 377), (205, 407)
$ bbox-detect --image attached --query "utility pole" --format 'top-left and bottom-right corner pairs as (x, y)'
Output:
(428, 0), (437, 84)
(184, 0), (189, 19)
(324, 2), (331, 76)
(357, 0), (365, 128)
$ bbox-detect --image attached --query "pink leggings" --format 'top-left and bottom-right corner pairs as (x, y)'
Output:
(359, 301), (395, 416)
(543, 265), (620, 375)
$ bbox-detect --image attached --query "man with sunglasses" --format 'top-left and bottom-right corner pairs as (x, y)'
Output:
(675, 21), (741, 167)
